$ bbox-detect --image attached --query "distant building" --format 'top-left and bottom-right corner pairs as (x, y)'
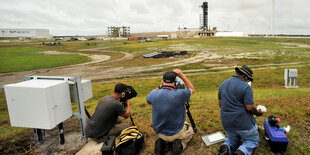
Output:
(171, 34), (177, 39)
(157, 35), (169, 39)
(215, 32), (248, 37)
(0, 29), (52, 39)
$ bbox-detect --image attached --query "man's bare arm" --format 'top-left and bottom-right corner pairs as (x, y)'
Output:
(245, 104), (262, 116)
(121, 100), (131, 119)
(173, 69), (195, 94)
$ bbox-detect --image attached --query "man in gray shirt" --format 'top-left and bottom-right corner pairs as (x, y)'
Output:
(85, 83), (131, 141)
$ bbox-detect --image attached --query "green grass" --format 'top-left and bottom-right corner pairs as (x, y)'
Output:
(0, 93), (33, 154)
(103, 37), (310, 68)
(2, 37), (310, 70)
(79, 66), (310, 154)
(0, 47), (90, 73)
(1, 37), (310, 154)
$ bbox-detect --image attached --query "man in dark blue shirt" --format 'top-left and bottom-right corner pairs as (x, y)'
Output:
(147, 69), (195, 155)
(218, 65), (263, 155)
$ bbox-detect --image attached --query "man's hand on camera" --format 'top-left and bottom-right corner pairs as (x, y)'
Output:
(126, 100), (131, 106)
(173, 68), (195, 94)
(173, 69), (183, 76)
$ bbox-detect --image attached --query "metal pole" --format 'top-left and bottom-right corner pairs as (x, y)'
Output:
(74, 76), (87, 140)
(34, 129), (45, 144)
(58, 123), (65, 145)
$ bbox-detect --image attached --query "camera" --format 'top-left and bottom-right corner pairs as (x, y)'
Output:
(175, 77), (186, 89)
(120, 86), (137, 107)
(119, 85), (137, 125)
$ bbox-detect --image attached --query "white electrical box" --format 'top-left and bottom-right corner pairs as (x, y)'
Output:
(284, 69), (298, 88)
(4, 80), (72, 129)
(69, 80), (93, 102)
(288, 69), (298, 78)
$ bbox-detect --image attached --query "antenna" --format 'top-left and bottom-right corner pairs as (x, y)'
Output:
(271, 0), (275, 36)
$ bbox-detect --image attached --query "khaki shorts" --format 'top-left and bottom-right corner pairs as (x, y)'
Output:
(158, 122), (194, 149)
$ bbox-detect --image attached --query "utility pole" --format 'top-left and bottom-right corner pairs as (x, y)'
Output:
(271, 0), (275, 36)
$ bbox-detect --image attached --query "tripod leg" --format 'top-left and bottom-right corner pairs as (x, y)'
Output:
(185, 102), (197, 133)
(130, 115), (135, 126)
(187, 109), (197, 133)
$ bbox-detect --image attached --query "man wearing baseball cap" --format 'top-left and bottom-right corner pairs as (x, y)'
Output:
(218, 65), (263, 155)
(147, 69), (195, 155)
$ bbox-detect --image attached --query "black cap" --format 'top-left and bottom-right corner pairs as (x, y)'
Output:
(163, 71), (177, 83)
(235, 65), (253, 81)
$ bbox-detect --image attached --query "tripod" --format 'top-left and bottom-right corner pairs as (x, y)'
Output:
(185, 101), (197, 133)
(122, 101), (135, 126)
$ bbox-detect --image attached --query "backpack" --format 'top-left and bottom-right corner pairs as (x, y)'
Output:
(115, 126), (144, 155)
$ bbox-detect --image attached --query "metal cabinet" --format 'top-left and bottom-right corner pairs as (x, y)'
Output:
(4, 80), (72, 129)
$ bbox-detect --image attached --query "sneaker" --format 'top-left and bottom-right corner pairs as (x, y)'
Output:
(171, 139), (183, 155)
(155, 138), (165, 155)
(233, 149), (245, 155)
(218, 144), (229, 155)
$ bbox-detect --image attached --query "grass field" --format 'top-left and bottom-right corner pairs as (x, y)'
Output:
(1, 37), (310, 72)
(0, 47), (90, 73)
(83, 66), (310, 154)
(102, 37), (310, 68)
(0, 37), (310, 154)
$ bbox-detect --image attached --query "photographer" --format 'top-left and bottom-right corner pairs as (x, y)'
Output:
(85, 83), (131, 142)
(147, 69), (195, 155)
(218, 65), (262, 155)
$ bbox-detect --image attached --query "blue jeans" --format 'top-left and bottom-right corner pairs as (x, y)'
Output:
(223, 125), (259, 155)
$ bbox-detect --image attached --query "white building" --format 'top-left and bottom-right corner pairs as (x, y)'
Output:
(0, 29), (52, 39)
(157, 35), (169, 39)
(171, 34), (177, 39)
(215, 32), (248, 37)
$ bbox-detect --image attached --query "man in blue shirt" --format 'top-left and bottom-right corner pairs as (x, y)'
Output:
(147, 69), (195, 155)
(218, 65), (263, 155)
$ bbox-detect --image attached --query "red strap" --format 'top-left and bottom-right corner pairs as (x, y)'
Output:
(161, 85), (175, 90)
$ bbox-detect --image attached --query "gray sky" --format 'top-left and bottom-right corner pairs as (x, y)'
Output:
(0, 0), (309, 35)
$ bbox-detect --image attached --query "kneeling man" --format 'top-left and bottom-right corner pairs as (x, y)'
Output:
(85, 83), (131, 142)
(218, 65), (263, 155)
(147, 69), (195, 155)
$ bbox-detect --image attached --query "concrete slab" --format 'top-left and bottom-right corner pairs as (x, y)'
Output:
(76, 137), (120, 155)
(76, 140), (103, 155)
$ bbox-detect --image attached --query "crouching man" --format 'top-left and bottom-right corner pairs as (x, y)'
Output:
(218, 65), (263, 155)
(85, 83), (131, 142)
(147, 69), (195, 155)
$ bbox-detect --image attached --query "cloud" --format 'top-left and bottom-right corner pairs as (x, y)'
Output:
(0, 0), (309, 35)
